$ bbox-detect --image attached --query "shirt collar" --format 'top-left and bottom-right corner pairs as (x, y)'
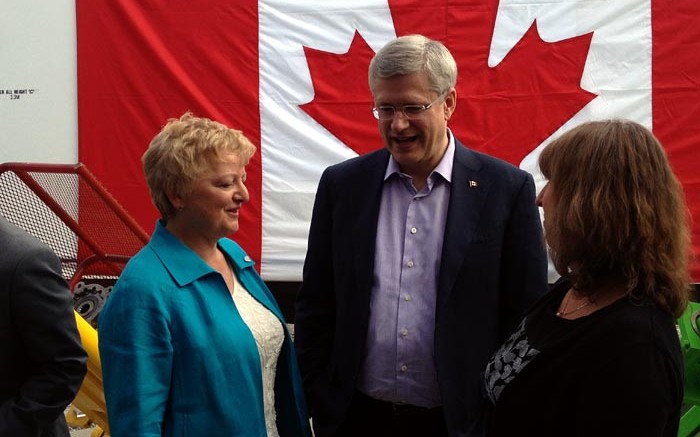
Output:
(148, 220), (254, 286)
(384, 128), (455, 184)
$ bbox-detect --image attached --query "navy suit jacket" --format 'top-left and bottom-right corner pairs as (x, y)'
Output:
(295, 138), (548, 437)
(0, 216), (87, 437)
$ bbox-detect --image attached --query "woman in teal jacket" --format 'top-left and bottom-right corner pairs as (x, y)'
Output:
(98, 113), (310, 437)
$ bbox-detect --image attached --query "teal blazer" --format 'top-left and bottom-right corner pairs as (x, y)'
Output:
(99, 221), (310, 437)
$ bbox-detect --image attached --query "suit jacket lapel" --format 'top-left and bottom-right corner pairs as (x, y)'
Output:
(438, 140), (489, 307)
(352, 150), (390, 298)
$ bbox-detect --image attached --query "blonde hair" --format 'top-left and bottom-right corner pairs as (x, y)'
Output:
(142, 112), (256, 220)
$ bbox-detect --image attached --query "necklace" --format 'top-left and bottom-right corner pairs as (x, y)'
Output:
(556, 291), (591, 317)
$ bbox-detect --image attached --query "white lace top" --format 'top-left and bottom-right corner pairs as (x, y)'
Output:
(231, 273), (284, 437)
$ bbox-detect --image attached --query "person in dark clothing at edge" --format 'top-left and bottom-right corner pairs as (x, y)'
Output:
(0, 216), (88, 437)
(484, 119), (691, 437)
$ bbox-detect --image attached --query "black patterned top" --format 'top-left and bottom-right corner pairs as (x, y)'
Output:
(482, 279), (683, 437)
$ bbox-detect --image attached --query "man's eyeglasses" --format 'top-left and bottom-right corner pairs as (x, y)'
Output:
(372, 93), (446, 120)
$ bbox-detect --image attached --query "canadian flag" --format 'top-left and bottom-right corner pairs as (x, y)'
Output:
(76, 0), (700, 282)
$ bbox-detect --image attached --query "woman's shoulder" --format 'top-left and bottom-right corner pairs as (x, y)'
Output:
(604, 296), (675, 330)
(108, 244), (173, 302)
(120, 244), (167, 278)
(588, 298), (681, 360)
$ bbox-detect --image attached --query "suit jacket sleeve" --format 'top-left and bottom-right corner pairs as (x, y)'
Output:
(295, 168), (336, 396)
(499, 172), (548, 340)
(0, 243), (88, 436)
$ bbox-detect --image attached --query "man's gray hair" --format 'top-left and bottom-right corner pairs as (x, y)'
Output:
(368, 34), (457, 95)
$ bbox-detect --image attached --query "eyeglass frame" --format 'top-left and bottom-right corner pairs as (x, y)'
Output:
(371, 92), (448, 120)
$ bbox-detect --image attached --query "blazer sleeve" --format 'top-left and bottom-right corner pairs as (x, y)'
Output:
(498, 172), (548, 340)
(98, 272), (173, 437)
(294, 168), (337, 398)
(0, 244), (87, 436)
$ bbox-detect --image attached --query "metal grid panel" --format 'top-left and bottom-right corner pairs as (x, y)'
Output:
(0, 163), (149, 322)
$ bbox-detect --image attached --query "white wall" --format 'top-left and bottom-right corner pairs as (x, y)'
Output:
(0, 0), (78, 164)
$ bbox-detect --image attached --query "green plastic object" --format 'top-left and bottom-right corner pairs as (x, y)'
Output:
(678, 300), (700, 437)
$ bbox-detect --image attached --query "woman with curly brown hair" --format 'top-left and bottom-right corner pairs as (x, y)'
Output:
(483, 119), (692, 437)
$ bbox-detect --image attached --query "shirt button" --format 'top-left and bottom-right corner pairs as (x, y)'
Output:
(410, 227), (417, 234)
(404, 295), (412, 301)
(401, 328), (408, 336)
(400, 365), (408, 372)
(407, 260), (414, 268)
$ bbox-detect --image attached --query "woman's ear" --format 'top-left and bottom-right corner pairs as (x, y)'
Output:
(167, 191), (185, 211)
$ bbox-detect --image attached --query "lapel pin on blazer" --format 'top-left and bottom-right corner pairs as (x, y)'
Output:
(469, 180), (478, 188)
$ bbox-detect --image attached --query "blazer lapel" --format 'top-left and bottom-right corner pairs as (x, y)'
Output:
(351, 150), (390, 297)
(437, 141), (489, 307)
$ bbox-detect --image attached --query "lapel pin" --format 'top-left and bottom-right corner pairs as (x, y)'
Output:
(469, 180), (478, 188)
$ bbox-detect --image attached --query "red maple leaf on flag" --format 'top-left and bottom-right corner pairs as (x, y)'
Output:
(301, 32), (381, 156)
(300, 0), (596, 165)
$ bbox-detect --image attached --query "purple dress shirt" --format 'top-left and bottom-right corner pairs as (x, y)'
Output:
(356, 133), (455, 408)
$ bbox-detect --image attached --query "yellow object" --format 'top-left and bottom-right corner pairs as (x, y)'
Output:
(91, 425), (107, 437)
(70, 312), (110, 435)
(65, 405), (91, 428)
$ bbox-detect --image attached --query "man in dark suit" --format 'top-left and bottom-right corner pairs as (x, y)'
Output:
(294, 34), (548, 437)
(0, 216), (88, 436)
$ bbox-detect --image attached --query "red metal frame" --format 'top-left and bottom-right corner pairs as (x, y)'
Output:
(0, 162), (149, 289)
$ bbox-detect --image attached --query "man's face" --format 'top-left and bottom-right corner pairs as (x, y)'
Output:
(372, 72), (456, 180)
